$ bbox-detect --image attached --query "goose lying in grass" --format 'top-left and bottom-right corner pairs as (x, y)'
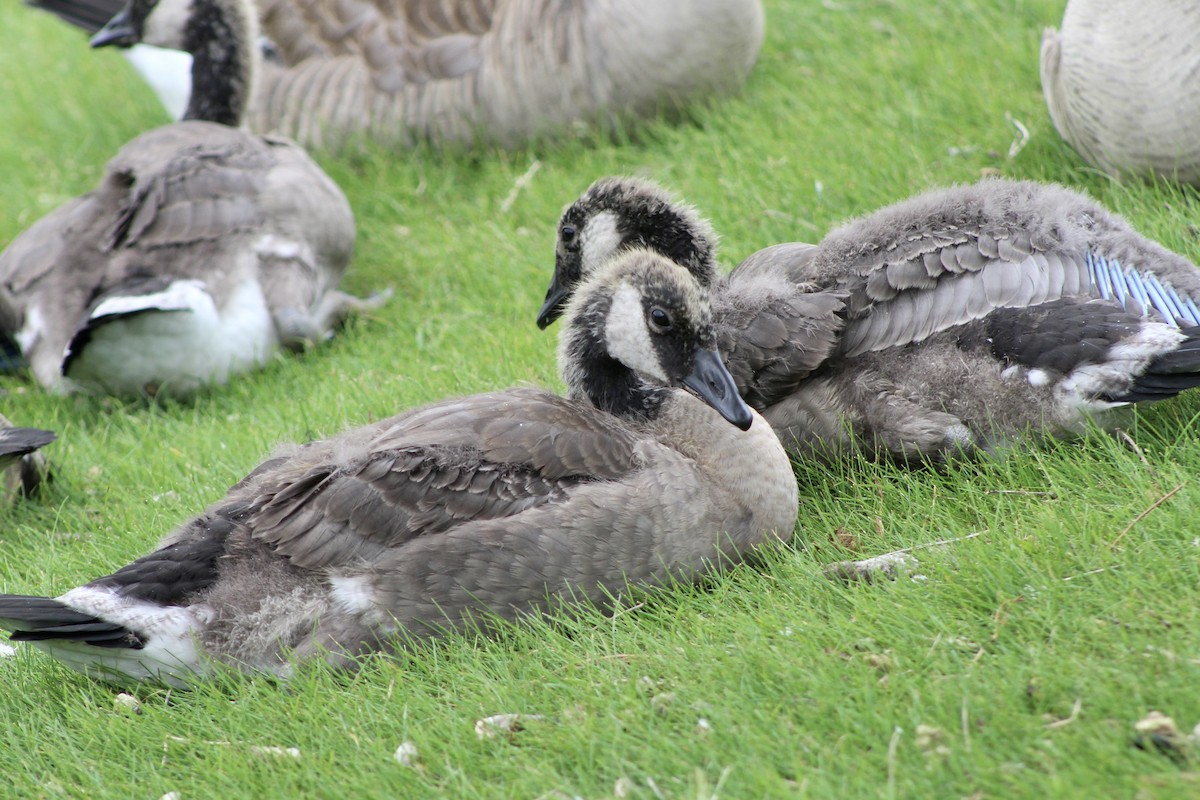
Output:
(1041, 0), (1200, 184)
(0, 249), (798, 687)
(0, 0), (381, 398)
(29, 0), (765, 151)
(253, 0), (766, 150)
(0, 416), (56, 500)
(538, 177), (1200, 464)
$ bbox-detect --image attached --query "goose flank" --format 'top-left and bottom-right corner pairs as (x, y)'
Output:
(0, 250), (797, 686)
(0, 0), (382, 398)
(539, 176), (1200, 464)
(27, 0), (766, 151)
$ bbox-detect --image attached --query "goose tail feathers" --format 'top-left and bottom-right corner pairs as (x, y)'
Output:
(1114, 326), (1200, 402)
(0, 594), (142, 648)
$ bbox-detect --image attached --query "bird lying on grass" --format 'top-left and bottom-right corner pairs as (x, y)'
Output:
(538, 176), (1200, 465)
(0, 249), (798, 686)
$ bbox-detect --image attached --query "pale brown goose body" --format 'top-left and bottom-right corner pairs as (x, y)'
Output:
(540, 177), (1200, 465)
(248, 0), (765, 150)
(27, 0), (767, 151)
(0, 250), (797, 686)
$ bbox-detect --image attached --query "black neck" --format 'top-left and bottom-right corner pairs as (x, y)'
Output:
(633, 217), (715, 286)
(183, 0), (250, 125)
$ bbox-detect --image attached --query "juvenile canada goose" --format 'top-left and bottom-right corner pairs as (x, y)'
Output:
(539, 177), (1200, 464)
(1041, 0), (1200, 184)
(0, 415), (56, 500)
(0, 0), (380, 398)
(0, 250), (798, 686)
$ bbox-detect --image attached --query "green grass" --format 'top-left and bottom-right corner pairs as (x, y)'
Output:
(2, 0), (1200, 797)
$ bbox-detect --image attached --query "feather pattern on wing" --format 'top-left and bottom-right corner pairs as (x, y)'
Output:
(246, 0), (766, 149)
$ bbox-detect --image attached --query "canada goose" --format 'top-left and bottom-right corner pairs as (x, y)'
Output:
(0, 415), (56, 500)
(0, 0), (380, 398)
(28, 0), (766, 151)
(0, 250), (798, 686)
(539, 177), (1200, 464)
(1041, 0), (1200, 184)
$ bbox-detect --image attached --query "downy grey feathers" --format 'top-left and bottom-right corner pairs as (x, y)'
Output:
(540, 176), (1200, 464)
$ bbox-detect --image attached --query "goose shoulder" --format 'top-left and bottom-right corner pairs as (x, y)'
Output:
(720, 243), (846, 408)
(247, 0), (764, 149)
(1040, 0), (1200, 184)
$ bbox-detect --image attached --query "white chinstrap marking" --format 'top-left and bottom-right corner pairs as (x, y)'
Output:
(580, 211), (624, 279)
(604, 282), (666, 382)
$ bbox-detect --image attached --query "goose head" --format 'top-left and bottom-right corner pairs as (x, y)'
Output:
(538, 177), (719, 329)
(91, 0), (258, 127)
(559, 248), (752, 430)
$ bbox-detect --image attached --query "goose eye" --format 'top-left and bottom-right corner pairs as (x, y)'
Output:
(648, 306), (673, 332)
(560, 225), (579, 250)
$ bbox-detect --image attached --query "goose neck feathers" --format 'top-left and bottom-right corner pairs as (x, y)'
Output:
(92, 0), (259, 126)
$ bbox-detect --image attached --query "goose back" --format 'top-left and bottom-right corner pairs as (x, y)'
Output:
(248, 0), (765, 149)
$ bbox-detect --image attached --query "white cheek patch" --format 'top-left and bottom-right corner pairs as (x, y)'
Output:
(142, 0), (194, 50)
(580, 210), (624, 279)
(605, 283), (667, 382)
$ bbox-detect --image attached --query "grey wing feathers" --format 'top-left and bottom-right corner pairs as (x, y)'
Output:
(839, 252), (1088, 356)
(250, 445), (577, 570)
(104, 130), (273, 252)
(807, 181), (1200, 356)
(244, 390), (643, 571)
(0, 426), (56, 462)
(720, 243), (846, 407)
(0, 596), (139, 648)
(381, 389), (643, 480)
